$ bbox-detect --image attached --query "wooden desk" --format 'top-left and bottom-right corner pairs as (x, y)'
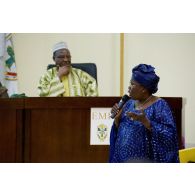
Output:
(0, 99), (24, 162)
(0, 97), (182, 163)
(24, 97), (120, 162)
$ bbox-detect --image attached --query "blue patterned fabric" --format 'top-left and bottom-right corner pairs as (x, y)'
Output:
(109, 98), (179, 163)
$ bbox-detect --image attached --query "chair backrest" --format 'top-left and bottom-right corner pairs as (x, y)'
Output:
(0, 82), (9, 98)
(179, 147), (195, 163)
(47, 63), (97, 82)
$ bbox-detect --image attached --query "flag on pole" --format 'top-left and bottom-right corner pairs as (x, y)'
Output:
(0, 33), (18, 96)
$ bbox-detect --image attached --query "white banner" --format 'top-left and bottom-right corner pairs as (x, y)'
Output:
(90, 108), (114, 145)
(0, 33), (6, 86)
(0, 33), (18, 96)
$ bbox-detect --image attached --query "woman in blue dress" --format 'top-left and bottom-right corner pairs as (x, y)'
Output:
(109, 64), (179, 163)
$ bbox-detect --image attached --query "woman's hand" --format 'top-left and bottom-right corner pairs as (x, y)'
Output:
(126, 110), (151, 130)
(111, 103), (122, 128)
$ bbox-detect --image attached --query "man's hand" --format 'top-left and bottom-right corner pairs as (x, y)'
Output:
(57, 65), (71, 80)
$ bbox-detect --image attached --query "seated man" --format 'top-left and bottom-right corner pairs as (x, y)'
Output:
(38, 42), (98, 97)
(0, 82), (9, 98)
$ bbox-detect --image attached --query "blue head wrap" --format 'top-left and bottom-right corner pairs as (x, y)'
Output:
(131, 64), (160, 94)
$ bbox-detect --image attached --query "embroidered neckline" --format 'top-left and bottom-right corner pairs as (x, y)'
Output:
(135, 95), (153, 110)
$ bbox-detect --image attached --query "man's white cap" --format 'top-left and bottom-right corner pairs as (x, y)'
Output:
(52, 42), (68, 53)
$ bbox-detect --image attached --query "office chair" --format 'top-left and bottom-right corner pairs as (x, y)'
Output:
(179, 147), (195, 163)
(0, 82), (9, 98)
(47, 63), (97, 82)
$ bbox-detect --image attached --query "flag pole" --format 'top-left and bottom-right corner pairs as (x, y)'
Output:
(120, 33), (124, 96)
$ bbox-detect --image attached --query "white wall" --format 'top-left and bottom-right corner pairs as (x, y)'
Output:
(124, 33), (195, 147)
(12, 33), (120, 97)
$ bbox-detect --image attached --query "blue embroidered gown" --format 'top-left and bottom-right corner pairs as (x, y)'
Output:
(109, 98), (179, 163)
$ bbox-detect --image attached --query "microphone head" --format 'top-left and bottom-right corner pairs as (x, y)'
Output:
(122, 94), (130, 103)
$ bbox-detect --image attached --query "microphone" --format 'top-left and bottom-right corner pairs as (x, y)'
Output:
(110, 94), (130, 119)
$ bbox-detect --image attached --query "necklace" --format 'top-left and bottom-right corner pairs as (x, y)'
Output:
(136, 95), (153, 110)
